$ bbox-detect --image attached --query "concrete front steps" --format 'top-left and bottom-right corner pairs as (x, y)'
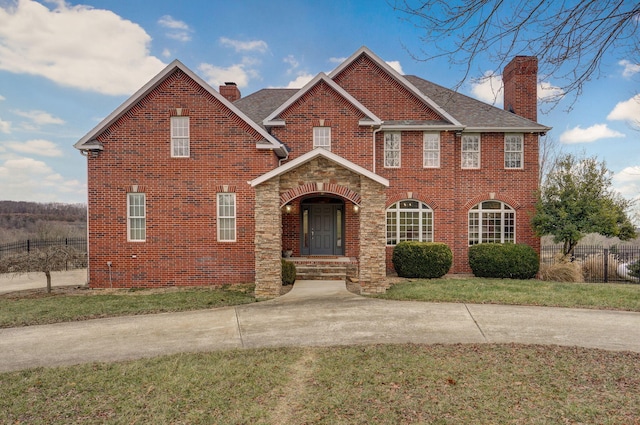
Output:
(286, 257), (358, 281)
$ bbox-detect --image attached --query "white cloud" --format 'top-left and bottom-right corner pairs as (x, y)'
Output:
(538, 81), (564, 102)
(198, 63), (251, 88)
(13, 109), (64, 126)
(157, 15), (192, 42)
(0, 156), (85, 202)
(283, 55), (300, 74)
(285, 73), (314, 89)
(219, 37), (268, 53)
(0, 0), (166, 96)
(6, 139), (63, 157)
(0, 94), (5, 101)
(0, 116), (10, 133)
(613, 166), (640, 200)
(385, 60), (404, 74)
(607, 94), (640, 126)
(619, 60), (640, 78)
(329, 57), (347, 64)
(559, 124), (626, 144)
(161, 48), (172, 59)
(471, 72), (503, 105)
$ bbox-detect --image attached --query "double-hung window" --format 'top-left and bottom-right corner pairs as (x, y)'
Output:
(217, 193), (236, 242)
(505, 133), (524, 169)
(386, 200), (433, 245)
(423, 132), (440, 168)
(384, 132), (401, 168)
(127, 193), (146, 242)
(171, 116), (190, 157)
(468, 201), (515, 245)
(313, 127), (331, 151)
(461, 134), (480, 169)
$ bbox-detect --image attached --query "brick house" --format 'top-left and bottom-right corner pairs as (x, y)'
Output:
(75, 46), (549, 297)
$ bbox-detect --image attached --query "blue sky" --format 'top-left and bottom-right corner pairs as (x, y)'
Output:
(0, 0), (638, 208)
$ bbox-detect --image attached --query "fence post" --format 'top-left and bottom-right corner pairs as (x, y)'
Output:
(603, 248), (609, 283)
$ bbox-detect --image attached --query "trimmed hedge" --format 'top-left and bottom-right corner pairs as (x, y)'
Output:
(281, 259), (296, 285)
(468, 243), (539, 279)
(392, 241), (452, 278)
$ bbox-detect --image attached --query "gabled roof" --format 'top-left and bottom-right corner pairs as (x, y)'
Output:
(329, 46), (463, 128)
(262, 72), (382, 127)
(405, 76), (551, 133)
(249, 148), (389, 188)
(74, 60), (288, 157)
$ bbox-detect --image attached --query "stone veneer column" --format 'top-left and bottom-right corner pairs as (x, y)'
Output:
(358, 177), (388, 294)
(254, 178), (282, 299)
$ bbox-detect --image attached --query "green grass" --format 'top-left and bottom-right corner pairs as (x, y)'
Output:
(0, 286), (255, 328)
(1, 344), (638, 424)
(375, 278), (640, 311)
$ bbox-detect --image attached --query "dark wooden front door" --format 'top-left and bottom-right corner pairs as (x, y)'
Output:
(301, 200), (344, 256)
(310, 204), (334, 255)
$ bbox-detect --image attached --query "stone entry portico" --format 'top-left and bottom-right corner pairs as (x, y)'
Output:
(250, 149), (389, 298)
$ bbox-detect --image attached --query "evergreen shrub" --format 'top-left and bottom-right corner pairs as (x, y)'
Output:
(392, 241), (452, 278)
(281, 259), (296, 285)
(468, 243), (539, 279)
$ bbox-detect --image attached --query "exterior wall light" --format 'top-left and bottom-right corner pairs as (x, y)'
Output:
(353, 205), (360, 213)
(285, 204), (293, 213)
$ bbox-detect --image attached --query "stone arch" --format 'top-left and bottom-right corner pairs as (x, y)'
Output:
(280, 182), (361, 207)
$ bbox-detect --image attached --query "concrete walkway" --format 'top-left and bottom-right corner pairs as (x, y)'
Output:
(0, 269), (87, 294)
(1, 280), (639, 372)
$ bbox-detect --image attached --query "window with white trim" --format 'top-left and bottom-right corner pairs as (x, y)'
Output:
(386, 200), (433, 245)
(217, 193), (236, 242)
(384, 132), (401, 168)
(127, 193), (146, 242)
(171, 116), (190, 157)
(468, 201), (515, 245)
(313, 127), (331, 151)
(505, 133), (524, 169)
(423, 132), (440, 168)
(461, 134), (480, 169)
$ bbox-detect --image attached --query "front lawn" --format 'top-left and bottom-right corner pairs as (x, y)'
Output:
(1, 344), (638, 424)
(375, 277), (640, 311)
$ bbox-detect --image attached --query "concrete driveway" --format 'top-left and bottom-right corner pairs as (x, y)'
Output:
(0, 269), (87, 294)
(1, 280), (639, 372)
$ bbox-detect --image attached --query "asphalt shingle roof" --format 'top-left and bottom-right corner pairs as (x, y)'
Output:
(234, 76), (550, 132)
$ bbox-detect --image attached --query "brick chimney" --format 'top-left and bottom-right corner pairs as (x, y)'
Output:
(503, 56), (538, 122)
(219, 82), (241, 102)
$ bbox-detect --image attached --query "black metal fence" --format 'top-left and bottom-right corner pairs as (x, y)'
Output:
(541, 245), (640, 283)
(0, 237), (88, 269)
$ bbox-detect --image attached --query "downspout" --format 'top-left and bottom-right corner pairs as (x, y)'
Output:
(79, 150), (90, 287)
(372, 126), (383, 174)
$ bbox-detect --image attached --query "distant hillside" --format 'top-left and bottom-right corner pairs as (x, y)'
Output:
(0, 201), (86, 243)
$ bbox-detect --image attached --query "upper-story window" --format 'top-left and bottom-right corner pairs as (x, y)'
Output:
(461, 134), (480, 169)
(171, 116), (190, 157)
(313, 127), (331, 151)
(127, 193), (146, 242)
(423, 132), (440, 168)
(505, 133), (524, 169)
(384, 132), (401, 168)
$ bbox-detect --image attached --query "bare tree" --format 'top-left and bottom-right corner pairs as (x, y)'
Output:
(538, 135), (564, 187)
(391, 0), (640, 109)
(0, 246), (84, 293)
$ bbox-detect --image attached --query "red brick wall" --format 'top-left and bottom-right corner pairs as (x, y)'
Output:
(86, 69), (278, 288)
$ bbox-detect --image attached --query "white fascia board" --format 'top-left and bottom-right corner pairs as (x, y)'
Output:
(380, 124), (465, 132)
(250, 148), (389, 188)
(463, 126), (552, 133)
(263, 72), (382, 127)
(328, 46), (463, 127)
(75, 60), (284, 153)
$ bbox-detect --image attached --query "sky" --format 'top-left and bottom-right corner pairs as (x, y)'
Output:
(0, 0), (638, 210)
